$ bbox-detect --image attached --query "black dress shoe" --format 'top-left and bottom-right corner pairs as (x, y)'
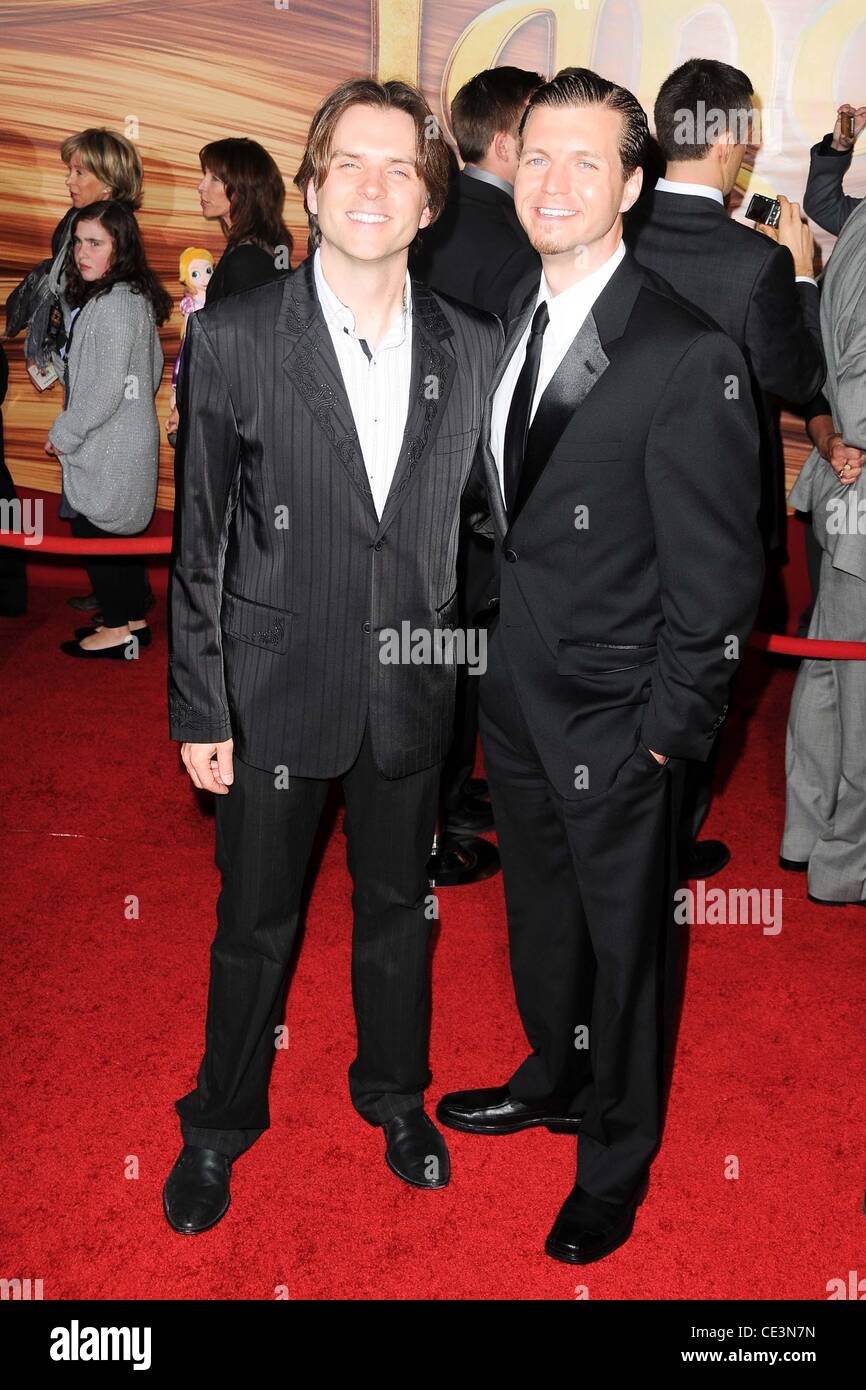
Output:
(437, 1084), (582, 1135)
(545, 1172), (649, 1264)
(679, 839), (730, 879)
(383, 1109), (450, 1189)
(779, 856), (808, 872)
(74, 624), (151, 646)
(162, 1145), (232, 1234)
(807, 893), (865, 908)
(444, 793), (495, 835)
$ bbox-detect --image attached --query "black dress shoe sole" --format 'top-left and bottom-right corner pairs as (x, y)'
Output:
(384, 1153), (450, 1189)
(807, 894), (865, 908)
(436, 1110), (582, 1136)
(162, 1186), (231, 1235)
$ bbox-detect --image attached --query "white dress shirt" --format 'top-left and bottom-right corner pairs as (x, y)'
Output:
(654, 176), (818, 287)
(491, 238), (626, 497)
(313, 247), (413, 518)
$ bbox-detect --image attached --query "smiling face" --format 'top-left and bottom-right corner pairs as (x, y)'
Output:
(305, 104), (432, 267)
(65, 157), (111, 208)
(514, 101), (642, 265)
(72, 218), (114, 280)
(187, 257), (213, 289)
(198, 168), (232, 223)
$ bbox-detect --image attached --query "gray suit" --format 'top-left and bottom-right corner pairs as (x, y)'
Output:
(782, 197), (866, 901)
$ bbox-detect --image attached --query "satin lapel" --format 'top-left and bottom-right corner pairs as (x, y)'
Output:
(509, 314), (609, 525)
(508, 252), (644, 529)
(276, 256), (376, 517)
(480, 277), (539, 540)
(376, 278), (456, 534)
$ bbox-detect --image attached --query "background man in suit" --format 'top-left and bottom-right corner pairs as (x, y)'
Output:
(164, 78), (502, 1234)
(626, 58), (825, 879)
(415, 66), (542, 324)
(415, 66), (541, 853)
(438, 69), (764, 1263)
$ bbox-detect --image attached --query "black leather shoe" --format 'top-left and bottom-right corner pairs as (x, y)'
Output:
(74, 624), (151, 646)
(383, 1109), (450, 1189)
(162, 1145), (232, 1234)
(60, 635), (147, 658)
(779, 856), (808, 872)
(807, 893), (866, 908)
(444, 793), (495, 835)
(437, 1084), (582, 1135)
(545, 1172), (650, 1264)
(679, 839), (730, 879)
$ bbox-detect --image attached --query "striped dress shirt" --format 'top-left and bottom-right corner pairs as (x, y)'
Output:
(313, 247), (413, 518)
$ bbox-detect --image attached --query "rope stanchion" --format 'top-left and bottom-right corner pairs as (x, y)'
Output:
(2, 533), (865, 658)
(748, 630), (866, 660)
(0, 533), (172, 554)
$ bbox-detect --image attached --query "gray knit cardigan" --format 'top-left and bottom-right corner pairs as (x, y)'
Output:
(48, 283), (164, 534)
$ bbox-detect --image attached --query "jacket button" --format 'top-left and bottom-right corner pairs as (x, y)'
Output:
(504, 548), (518, 563)
(362, 621), (372, 633)
(373, 540), (384, 551)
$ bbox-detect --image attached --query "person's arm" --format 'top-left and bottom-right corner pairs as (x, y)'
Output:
(802, 107), (866, 236)
(463, 314), (504, 538)
(47, 293), (137, 456)
(168, 309), (241, 786)
(744, 235), (824, 404)
(640, 331), (764, 761)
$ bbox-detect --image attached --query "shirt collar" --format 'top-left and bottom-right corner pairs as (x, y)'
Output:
(313, 246), (412, 348)
(655, 176), (724, 206)
(462, 164), (515, 199)
(536, 237), (626, 336)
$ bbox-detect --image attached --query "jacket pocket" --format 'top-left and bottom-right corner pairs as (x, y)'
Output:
(221, 589), (293, 653)
(555, 640), (656, 676)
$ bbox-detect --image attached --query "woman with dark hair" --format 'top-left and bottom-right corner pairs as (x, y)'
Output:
(197, 136), (292, 301)
(45, 200), (170, 658)
(164, 137), (292, 439)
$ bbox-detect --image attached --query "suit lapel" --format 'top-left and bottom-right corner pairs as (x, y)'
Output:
(277, 258), (456, 533)
(277, 256), (377, 517)
(507, 250), (645, 531)
(377, 277), (456, 533)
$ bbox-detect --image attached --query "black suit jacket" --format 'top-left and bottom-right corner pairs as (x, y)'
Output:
(413, 169), (539, 323)
(168, 254), (502, 778)
(479, 251), (765, 800)
(625, 187), (825, 550)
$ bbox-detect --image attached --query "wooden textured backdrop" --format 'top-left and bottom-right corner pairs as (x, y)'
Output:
(1, 0), (864, 511)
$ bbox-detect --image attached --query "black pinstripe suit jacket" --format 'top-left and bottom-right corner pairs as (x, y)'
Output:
(167, 253), (502, 779)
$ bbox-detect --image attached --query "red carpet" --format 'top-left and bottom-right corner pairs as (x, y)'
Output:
(1, 579), (864, 1301)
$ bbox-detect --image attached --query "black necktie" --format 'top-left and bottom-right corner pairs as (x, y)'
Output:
(503, 300), (549, 512)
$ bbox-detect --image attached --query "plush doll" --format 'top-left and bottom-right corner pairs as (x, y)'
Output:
(170, 247), (214, 403)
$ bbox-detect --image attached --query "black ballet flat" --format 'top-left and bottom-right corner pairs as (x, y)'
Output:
(73, 624), (151, 646)
(60, 636), (147, 659)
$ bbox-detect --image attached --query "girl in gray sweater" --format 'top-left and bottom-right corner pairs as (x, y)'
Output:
(47, 201), (172, 659)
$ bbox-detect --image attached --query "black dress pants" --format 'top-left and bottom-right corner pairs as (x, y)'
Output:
(176, 724), (442, 1160)
(68, 513), (148, 628)
(478, 633), (685, 1203)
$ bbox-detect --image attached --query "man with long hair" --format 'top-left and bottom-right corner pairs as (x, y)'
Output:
(164, 79), (502, 1232)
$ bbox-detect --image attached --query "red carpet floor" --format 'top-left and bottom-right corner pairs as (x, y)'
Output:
(1, 583), (864, 1301)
